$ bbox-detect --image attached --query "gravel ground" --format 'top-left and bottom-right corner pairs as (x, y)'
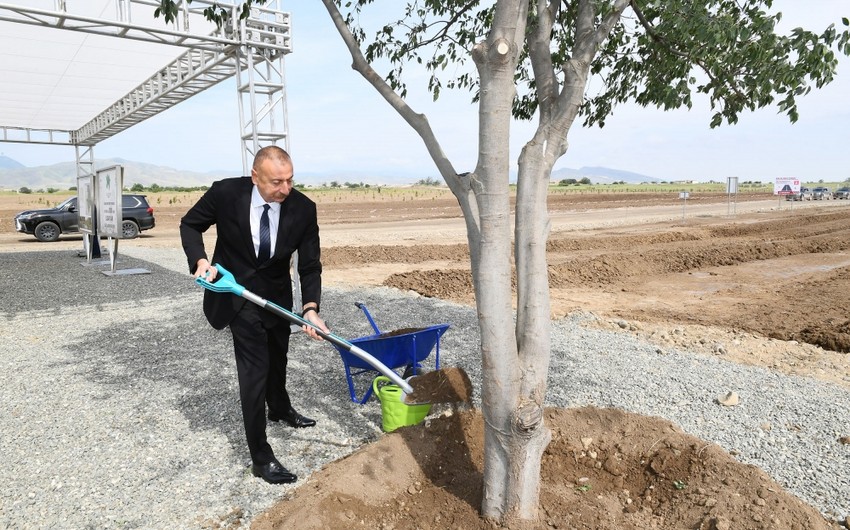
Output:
(0, 247), (847, 528)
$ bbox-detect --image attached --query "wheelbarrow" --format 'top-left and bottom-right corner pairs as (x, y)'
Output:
(333, 302), (450, 404)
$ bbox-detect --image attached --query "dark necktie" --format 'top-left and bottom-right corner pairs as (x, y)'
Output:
(258, 204), (271, 263)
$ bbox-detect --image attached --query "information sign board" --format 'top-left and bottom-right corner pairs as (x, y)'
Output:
(77, 175), (94, 234)
(96, 166), (123, 238)
(774, 177), (800, 195)
(726, 176), (738, 194)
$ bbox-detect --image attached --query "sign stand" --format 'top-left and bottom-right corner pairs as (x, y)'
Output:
(93, 165), (150, 277)
(102, 237), (150, 276)
(679, 191), (689, 223)
(726, 177), (738, 217)
(77, 174), (108, 266)
(290, 252), (302, 333)
(80, 232), (109, 267)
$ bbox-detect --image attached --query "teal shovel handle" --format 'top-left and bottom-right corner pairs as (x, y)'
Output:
(194, 263), (244, 296)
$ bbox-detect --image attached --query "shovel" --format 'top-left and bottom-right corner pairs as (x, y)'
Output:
(194, 263), (414, 394)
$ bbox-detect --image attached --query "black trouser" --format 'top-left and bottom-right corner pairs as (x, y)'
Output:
(228, 302), (292, 465)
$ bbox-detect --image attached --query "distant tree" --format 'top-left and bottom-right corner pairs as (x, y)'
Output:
(558, 178), (577, 186)
(416, 177), (442, 186)
(18, 187), (31, 194)
(578, 177), (592, 185)
(329, 181), (341, 188)
(148, 183), (163, 192)
(46, 187), (58, 194)
(130, 183), (145, 192)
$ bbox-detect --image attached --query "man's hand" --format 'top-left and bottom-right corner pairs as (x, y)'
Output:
(301, 309), (329, 340)
(193, 258), (217, 281)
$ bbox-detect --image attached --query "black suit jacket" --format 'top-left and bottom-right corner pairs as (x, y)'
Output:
(180, 177), (322, 330)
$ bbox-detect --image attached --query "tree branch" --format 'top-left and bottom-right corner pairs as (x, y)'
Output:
(320, 0), (457, 181)
(320, 0), (482, 248)
(401, 1), (479, 52)
(629, 0), (688, 58)
(527, 1), (559, 120)
(628, 0), (748, 104)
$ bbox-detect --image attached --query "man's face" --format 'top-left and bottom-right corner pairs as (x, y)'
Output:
(251, 157), (294, 203)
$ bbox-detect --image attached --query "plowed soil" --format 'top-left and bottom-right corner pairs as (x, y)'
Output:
(3, 189), (849, 529)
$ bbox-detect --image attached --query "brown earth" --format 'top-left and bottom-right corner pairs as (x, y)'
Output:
(253, 407), (838, 530)
(2, 189), (849, 529)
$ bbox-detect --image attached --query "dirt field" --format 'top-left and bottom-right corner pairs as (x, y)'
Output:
(2, 189), (849, 528)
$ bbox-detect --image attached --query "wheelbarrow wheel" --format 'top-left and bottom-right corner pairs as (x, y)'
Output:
(402, 364), (427, 380)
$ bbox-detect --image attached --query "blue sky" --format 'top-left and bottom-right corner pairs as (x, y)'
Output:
(1, 1), (848, 183)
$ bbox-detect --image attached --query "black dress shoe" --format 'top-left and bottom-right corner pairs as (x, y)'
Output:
(251, 459), (297, 484)
(268, 407), (317, 428)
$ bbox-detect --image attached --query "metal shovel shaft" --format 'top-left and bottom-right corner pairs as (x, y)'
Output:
(195, 264), (412, 393)
(247, 292), (414, 393)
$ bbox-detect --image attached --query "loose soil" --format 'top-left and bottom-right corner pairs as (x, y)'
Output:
(253, 407), (838, 530)
(2, 189), (849, 528)
(405, 366), (473, 405)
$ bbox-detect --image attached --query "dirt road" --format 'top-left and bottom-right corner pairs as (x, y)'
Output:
(2, 190), (848, 388)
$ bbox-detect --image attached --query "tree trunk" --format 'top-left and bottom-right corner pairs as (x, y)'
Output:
(469, 2), (551, 524)
(322, 0), (614, 525)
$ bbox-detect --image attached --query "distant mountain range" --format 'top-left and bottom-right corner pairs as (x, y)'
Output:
(0, 157), (237, 190)
(551, 166), (661, 184)
(0, 155), (25, 170)
(0, 156), (659, 190)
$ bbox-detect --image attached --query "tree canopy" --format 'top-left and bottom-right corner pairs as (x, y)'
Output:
(341, 0), (849, 128)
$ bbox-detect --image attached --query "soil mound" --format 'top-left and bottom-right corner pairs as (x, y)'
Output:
(405, 366), (473, 404)
(252, 407), (836, 529)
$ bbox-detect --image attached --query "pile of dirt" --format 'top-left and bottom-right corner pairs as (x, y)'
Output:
(406, 366), (473, 404)
(252, 407), (841, 530)
(381, 209), (850, 355)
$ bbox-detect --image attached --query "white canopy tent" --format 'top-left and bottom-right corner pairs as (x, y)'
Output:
(0, 0), (292, 175)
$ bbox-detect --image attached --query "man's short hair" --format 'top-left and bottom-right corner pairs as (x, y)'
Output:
(253, 145), (292, 171)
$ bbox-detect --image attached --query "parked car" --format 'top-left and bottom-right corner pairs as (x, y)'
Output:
(833, 187), (850, 199)
(786, 186), (813, 201)
(14, 194), (155, 242)
(811, 187), (831, 200)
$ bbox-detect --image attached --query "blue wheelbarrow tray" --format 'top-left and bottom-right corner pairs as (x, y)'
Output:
(334, 323), (449, 404)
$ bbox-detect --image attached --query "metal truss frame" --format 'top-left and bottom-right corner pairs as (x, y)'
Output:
(0, 0), (292, 174)
(236, 46), (289, 173)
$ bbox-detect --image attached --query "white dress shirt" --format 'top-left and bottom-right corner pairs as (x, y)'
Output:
(250, 186), (280, 259)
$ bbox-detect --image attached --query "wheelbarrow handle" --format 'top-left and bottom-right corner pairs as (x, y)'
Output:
(354, 301), (381, 334)
(195, 264), (413, 393)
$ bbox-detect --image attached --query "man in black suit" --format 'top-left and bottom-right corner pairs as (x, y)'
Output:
(180, 145), (328, 484)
